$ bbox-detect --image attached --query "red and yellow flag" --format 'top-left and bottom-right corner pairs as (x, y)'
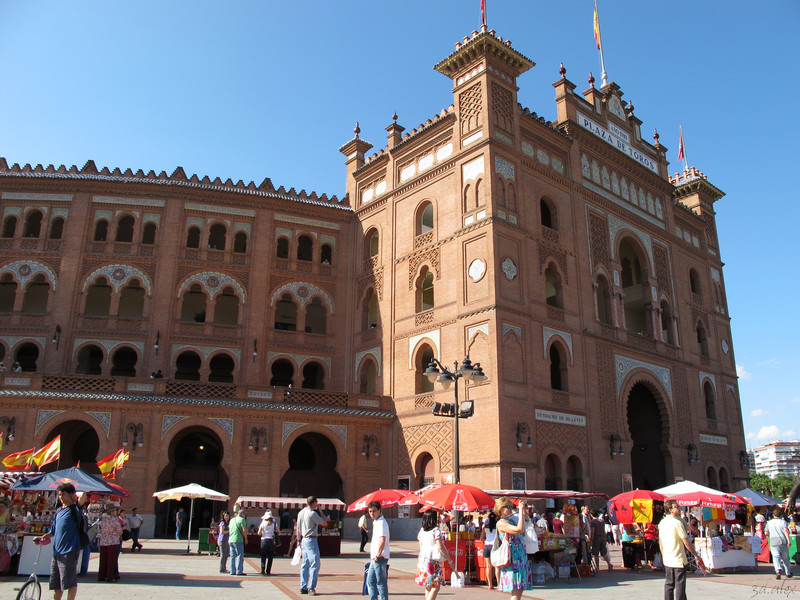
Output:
(593, 1), (603, 51)
(677, 127), (686, 162)
(97, 448), (129, 479)
(32, 435), (61, 468)
(2, 448), (35, 471)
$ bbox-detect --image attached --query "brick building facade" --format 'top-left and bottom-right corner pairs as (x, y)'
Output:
(0, 26), (747, 535)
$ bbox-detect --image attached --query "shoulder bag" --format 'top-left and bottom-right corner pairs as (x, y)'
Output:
(429, 530), (443, 561)
(490, 522), (511, 568)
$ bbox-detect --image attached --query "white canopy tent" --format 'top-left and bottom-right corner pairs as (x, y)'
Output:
(654, 480), (725, 497)
(154, 483), (229, 554)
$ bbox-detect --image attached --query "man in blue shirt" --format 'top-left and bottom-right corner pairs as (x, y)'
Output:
(36, 483), (87, 600)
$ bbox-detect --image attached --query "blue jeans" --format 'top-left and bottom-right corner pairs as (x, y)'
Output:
(229, 541), (244, 574)
(300, 537), (321, 590)
(366, 557), (388, 600)
(771, 545), (792, 576)
(176, 521), (183, 540)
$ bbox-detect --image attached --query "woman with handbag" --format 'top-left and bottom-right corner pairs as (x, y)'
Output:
(257, 511), (277, 575)
(493, 498), (532, 599)
(415, 511), (453, 600)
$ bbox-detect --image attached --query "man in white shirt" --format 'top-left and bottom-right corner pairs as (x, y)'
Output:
(297, 496), (329, 596)
(366, 501), (390, 600)
(127, 508), (144, 552)
(659, 500), (704, 600)
(358, 510), (369, 552)
(766, 509), (793, 579)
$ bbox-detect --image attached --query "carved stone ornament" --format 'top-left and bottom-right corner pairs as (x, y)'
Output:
(468, 258), (486, 282)
(502, 257), (517, 280)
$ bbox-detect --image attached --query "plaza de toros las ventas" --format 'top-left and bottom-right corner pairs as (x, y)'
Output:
(0, 26), (747, 537)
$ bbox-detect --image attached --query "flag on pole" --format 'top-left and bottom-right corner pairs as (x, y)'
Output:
(31, 435), (61, 468)
(481, 0), (486, 26)
(677, 126), (686, 162)
(593, 0), (602, 51)
(97, 448), (129, 479)
(2, 448), (35, 471)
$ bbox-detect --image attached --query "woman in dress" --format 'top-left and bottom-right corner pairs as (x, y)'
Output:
(415, 510), (453, 600)
(479, 512), (498, 589)
(97, 503), (122, 583)
(494, 497), (532, 599)
(218, 511), (230, 573)
(257, 511), (277, 575)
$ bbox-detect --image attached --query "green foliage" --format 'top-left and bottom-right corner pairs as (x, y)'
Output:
(749, 472), (798, 498)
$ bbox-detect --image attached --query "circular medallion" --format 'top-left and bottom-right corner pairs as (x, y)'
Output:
(18, 264), (31, 277)
(468, 259), (486, 282)
(207, 276), (219, 288)
(112, 268), (126, 281)
(721, 339), (729, 354)
(297, 286), (309, 298)
(501, 258), (517, 280)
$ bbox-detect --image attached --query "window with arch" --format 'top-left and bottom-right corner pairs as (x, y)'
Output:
(544, 454), (561, 490)
(48, 217), (65, 240)
(23, 210), (43, 238)
(175, 351), (202, 381)
(21, 274), (50, 314)
(359, 357), (378, 394)
(361, 288), (378, 330)
(596, 274), (612, 324)
(416, 267), (434, 312)
(208, 223), (227, 250)
(233, 231), (247, 253)
(85, 277), (112, 316)
(302, 362), (325, 389)
(213, 286), (239, 325)
(416, 202), (434, 236)
(115, 215), (135, 242)
(463, 183), (473, 212)
(93, 220), (108, 242)
(415, 344), (435, 394)
(619, 238), (648, 335)
(366, 229), (379, 259)
(718, 467), (730, 493)
(15, 342), (40, 372)
(696, 322), (709, 357)
(549, 342), (568, 391)
(276, 237), (289, 259)
(110, 347), (138, 377)
(660, 300), (676, 344)
(707, 466), (718, 490)
(274, 293), (297, 331)
(544, 263), (563, 309)
(186, 226), (200, 249)
(320, 244), (332, 265)
(141, 222), (157, 245)
(704, 381), (716, 420)
(689, 268), (702, 295)
(180, 283), (207, 323)
(0, 274), (17, 312)
(540, 198), (558, 230)
(209, 353), (235, 383)
(297, 235), (313, 261)
(2, 215), (17, 238)
(118, 279), (145, 318)
(269, 358), (294, 387)
(76, 344), (103, 375)
(566, 456), (583, 491)
(305, 297), (327, 334)
(417, 452), (435, 488)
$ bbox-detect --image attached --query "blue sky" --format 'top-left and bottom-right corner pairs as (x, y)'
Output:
(1, 1), (797, 450)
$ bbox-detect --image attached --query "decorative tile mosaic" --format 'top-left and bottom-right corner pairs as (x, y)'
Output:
(1, 260), (58, 289)
(82, 264), (153, 295)
(494, 157), (515, 180)
(408, 329), (440, 369)
(274, 214), (339, 230)
(282, 421), (306, 446)
(36, 410), (63, 435)
(86, 411), (111, 436)
(3, 193), (72, 202)
(162, 415), (188, 439)
(354, 347), (381, 381)
(468, 323), (489, 340)
(614, 354), (673, 406)
(177, 271), (246, 303)
(93, 196), (165, 207)
(608, 214), (654, 270)
(325, 424), (347, 449)
(502, 323), (521, 339)
(698, 371), (716, 392)
(269, 282), (332, 312)
(185, 202), (255, 217)
(208, 418), (234, 442)
(543, 326), (573, 364)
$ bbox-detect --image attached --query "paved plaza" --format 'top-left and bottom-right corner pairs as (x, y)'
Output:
(0, 539), (780, 599)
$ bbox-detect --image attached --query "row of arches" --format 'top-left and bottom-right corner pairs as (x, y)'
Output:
(275, 235), (333, 264)
(186, 223), (247, 252)
(2, 210), (64, 240)
(93, 215), (157, 245)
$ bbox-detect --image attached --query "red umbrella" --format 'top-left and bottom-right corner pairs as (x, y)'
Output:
(419, 484), (495, 512)
(347, 488), (412, 512)
(667, 491), (737, 510)
(608, 489), (665, 524)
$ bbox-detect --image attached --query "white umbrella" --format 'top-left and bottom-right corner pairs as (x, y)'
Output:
(653, 480), (724, 497)
(154, 483), (229, 554)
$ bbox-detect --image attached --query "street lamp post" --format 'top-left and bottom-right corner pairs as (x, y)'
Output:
(425, 355), (486, 484)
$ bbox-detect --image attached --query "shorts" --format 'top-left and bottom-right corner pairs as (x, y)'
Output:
(591, 538), (608, 556)
(50, 549), (80, 591)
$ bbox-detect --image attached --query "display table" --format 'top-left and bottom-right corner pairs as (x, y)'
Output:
(17, 536), (51, 576)
(694, 537), (757, 572)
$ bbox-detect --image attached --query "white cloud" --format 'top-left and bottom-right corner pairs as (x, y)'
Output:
(737, 364), (752, 381)
(792, 397), (800, 403)
(748, 425), (796, 443)
(758, 358), (778, 366)
(750, 409), (769, 417)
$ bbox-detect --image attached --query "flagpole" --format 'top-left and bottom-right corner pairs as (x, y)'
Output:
(680, 124), (689, 171)
(481, 0), (487, 27)
(594, 0), (608, 87)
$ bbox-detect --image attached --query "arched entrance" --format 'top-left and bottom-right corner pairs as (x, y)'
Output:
(626, 382), (669, 490)
(155, 427), (229, 539)
(280, 432), (342, 499)
(41, 420), (100, 473)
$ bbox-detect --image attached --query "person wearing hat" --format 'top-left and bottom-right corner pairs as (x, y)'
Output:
(257, 510), (278, 575)
(97, 503), (122, 583)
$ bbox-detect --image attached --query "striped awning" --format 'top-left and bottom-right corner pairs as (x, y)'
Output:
(236, 496), (345, 511)
(0, 472), (39, 488)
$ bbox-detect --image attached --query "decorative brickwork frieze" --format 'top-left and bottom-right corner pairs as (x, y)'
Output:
(399, 420), (453, 476)
(595, 342), (617, 437)
(459, 83), (483, 137)
(538, 240), (568, 282)
(589, 212), (610, 271)
(408, 246), (441, 289)
(491, 82), (514, 132)
(653, 244), (672, 297)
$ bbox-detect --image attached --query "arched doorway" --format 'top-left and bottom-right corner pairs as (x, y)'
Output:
(155, 427), (228, 539)
(279, 432), (342, 500)
(626, 382), (669, 490)
(41, 420), (100, 473)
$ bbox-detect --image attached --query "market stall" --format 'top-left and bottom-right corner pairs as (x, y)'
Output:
(235, 496), (344, 556)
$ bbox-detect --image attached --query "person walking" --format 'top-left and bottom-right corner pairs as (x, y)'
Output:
(257, 511), (277, 575)
(127, 508), (143, 552)
(766, 508), (793, 579)
(297, 496), (329, 595)
(590, 510), (613, 571)
(175, 507), (188, 540)
(416, 510), (453, 600)
(658, 500), (704, 600)
(358, 510), (370, 553)
(228, 509), (247, 576)
(34, 483), (87, 600)
(217, 512), (230, 573)
(366, 501), (390, 600)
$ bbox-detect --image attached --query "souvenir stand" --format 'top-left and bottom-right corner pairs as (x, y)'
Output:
(0, 471), (45, 575)
(234, 496), (345, 556)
